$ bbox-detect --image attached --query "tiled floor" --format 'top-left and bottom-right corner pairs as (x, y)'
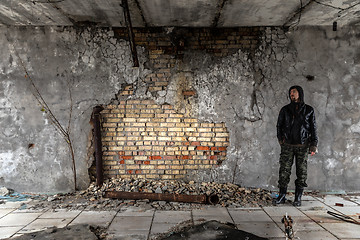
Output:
(0, 194), (359, 240)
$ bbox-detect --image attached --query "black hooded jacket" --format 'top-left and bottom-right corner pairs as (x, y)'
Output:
(277, 86), (318, 147)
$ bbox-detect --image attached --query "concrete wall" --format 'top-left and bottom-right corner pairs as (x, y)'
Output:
(0, 25), (359, 193)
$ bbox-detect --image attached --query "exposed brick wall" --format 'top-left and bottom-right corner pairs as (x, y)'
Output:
(101, 100), (229, 180)
(97, 27), (261, 180)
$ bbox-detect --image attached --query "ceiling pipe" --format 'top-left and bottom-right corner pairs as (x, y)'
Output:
(122, 0), (139, 67)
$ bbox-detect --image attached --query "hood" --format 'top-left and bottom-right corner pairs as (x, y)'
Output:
(289, 85), (304, 103)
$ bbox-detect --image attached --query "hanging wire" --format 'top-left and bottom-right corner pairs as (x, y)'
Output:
(313, 0), (360, 11)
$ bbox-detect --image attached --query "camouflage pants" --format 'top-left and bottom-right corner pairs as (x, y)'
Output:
(278, 144), (309, 189)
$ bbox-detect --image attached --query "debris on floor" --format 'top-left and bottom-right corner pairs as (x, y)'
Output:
(23, 178), (274, 211)
(152, 220), (268, 240)
(11, 224), (99, 240)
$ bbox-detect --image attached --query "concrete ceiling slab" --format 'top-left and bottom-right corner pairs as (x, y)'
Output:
(0, 0), (359, 27)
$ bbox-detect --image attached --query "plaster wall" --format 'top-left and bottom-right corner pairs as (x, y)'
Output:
(0, 25), (359, 193)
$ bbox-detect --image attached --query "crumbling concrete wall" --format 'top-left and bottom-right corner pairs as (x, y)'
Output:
(0, 25), (359, 193)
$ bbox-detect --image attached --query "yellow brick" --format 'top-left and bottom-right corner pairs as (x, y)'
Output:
(216, 132), (229, 137)
(166, 118), (181, 123)
(140, 109), (155, 114)
(136, 141), (144, 146)
(105, 132), (116, 136)
(188, 137), (198, 141)
(123, 118), (136, 122)
(108, 146), (123, 151)
(134, 156), (147, 160)
(202, 142), (214, 146)
(147, 104), (160, 109)
(103, 123), (117, 127)
(125, 160), (135, 164)
(184, 128), (196, 132)
(185, 165), (198, 169)
(198, 128), (210, 132)
(201, 123), (215, 127)
(132, 122), (146, 127)
(156, 114), (169, 118)
(198, 137), (211, 141)
(146, 174), (159, 178)
(140, 114), (154, 118)
(124, 146), (137, 151)
(103, 151), (117, 155)
(176, 123), (190, 128)
(200, 133), (214, 137)
(166, 147), (179, 151)
(144, 137), (157, 141)
(153, 118), (165, 122)
(114, 137), (126, 141)
(161, 175), (173, 179)
(146, 123), (160, 127)
(153, 146), (164, 151)
(154, 127), (167, 132)
(171, 165), (184, 170)
(184, 119), (198, 123)
(168, 128), (182, 132)
(213, 137), (227, 142)
(159, 137), (171, 141)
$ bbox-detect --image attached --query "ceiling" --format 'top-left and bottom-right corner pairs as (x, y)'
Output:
(0, 0), (359, 28)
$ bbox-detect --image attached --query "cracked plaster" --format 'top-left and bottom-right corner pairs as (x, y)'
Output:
(0, 25), (360, 193)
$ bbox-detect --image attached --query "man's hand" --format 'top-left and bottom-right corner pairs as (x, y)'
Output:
(309, 146), (317, 156)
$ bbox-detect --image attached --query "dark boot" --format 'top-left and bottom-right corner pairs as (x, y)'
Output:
(273, 187), (287, 205)
(293, 187), (304, 206)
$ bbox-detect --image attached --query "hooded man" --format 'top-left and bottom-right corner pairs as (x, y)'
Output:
(274, 85), (318, 206)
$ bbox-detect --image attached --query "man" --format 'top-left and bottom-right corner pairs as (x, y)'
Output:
(274, 85), (318, 206)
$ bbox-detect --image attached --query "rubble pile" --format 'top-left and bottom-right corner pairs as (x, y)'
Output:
(25, 179), (273, 211)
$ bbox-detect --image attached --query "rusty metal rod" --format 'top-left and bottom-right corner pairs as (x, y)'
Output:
(92, 106), (104, 187)
(104, 191), (219, 205)
(122, 0), (139, 67)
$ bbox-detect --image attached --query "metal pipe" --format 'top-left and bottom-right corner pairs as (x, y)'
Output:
(122, 0), (139, 67)
(104, 191), (219, 205)
(92, 106), (104, 187)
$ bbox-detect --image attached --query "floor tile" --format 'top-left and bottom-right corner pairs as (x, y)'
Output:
(69, 210), (117, 227)
(18, 218), (72, 234)
(236, 222), (285, 238)
(293, 230), (338, 239)
(296, 200), (328, 211)
(346, 195), (360, 205)
(304, 210), (350, 224)
(0, 201), (26, 209)
(153, 210), (191, 223)
(150, 222), (179, 235)
(0, 209), (15, 219)
(272, 215), (323, 232)
(320, 222), (360, 239)
(107, 216), (152, 240)
(315, 195), (358, 207)
(263, 206), (305, 217)
(330, 206), (360, 218)
(116, 206), (154, 217)
(0, 226), (23, 239)
(0, 212), (42, 227)
(192, 206), (233, 224)
(228, 209), (273, 223)
(40, 209), (81, 219)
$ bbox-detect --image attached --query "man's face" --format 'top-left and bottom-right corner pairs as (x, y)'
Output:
(290, 88), (300, 102)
